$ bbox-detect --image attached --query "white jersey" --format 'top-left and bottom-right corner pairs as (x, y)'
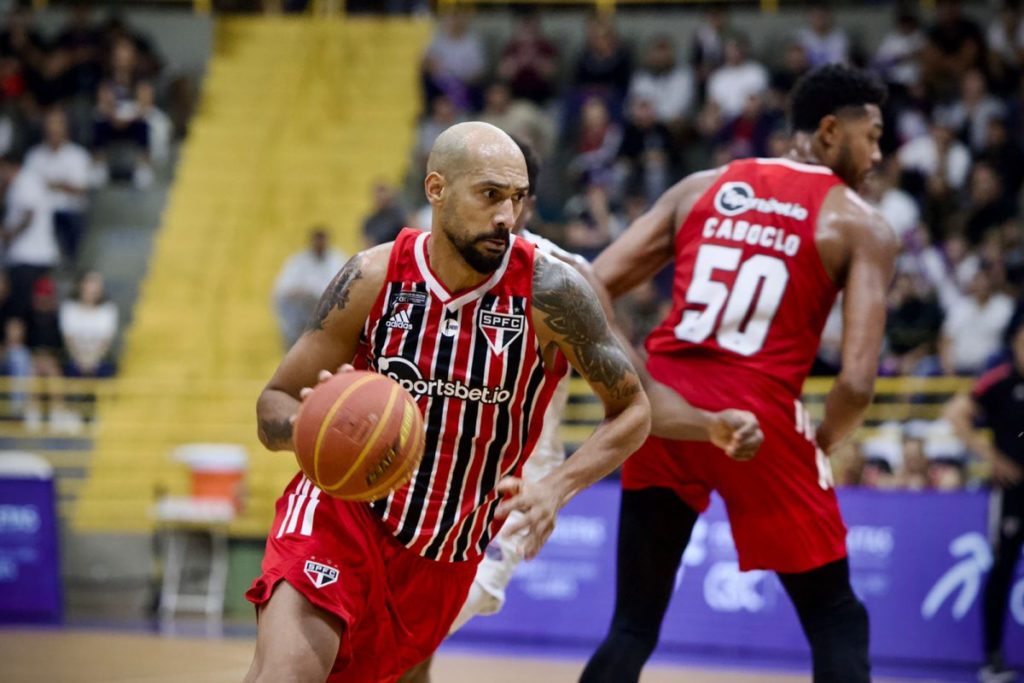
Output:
(520, 229), (582, 476)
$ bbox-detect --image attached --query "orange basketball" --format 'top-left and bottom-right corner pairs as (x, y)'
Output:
(292, 370), (425, 501)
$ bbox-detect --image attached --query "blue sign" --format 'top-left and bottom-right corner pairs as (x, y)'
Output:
(460, 485), (1024, 667)
(0, 476), (61, 623)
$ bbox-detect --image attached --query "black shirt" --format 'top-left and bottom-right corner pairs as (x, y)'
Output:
(972, 363), (1024, 466)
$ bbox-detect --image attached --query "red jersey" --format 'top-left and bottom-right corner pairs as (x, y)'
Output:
(647, 157), (844, 397)
(354, 228), (567, 562)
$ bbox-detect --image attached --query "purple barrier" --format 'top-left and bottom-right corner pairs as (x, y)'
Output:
(0, 475), (62, 623)
(460, 483), (1024, 667)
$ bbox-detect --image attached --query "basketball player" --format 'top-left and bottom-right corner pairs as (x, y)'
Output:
(399, 140), (764, 683)
(580, 64), (899, 683)
(245, 122), (651, 683)
(945, 321), (1024, 683)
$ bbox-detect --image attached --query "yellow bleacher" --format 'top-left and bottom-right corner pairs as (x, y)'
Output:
(72, 16), (431, 535)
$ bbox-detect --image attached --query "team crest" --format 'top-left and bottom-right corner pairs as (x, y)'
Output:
(304, 559), (339, 589)
(479, 311), (524, 355)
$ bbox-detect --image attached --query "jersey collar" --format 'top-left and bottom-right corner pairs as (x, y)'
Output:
(414, 230), (516, 311)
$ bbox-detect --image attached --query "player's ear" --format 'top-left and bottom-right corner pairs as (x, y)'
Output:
(424, 171), (446, 205)
(818, 114), (841, 149)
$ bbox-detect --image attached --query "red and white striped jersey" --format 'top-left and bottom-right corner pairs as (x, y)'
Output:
(353, 228), (568, 562)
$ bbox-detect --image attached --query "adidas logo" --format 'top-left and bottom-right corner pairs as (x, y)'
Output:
(386, 309), (414, 330)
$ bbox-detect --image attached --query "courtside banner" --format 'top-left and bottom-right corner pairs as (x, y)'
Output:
(0, 475), (61, 623)
(459, 484), (1023, 667)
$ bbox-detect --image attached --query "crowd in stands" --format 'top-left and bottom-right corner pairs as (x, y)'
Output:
(360, 1), (1024, 492)
(0, 6), (179, 431)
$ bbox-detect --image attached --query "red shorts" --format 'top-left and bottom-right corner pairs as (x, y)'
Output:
(623, 355), (847, 574)
(246, 473), (477, 682)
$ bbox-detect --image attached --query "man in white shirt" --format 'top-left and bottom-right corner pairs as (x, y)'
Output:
(940, 266), (1015, 375)
(24, 108), (92, 262)
(0, 154), (59, 318)
(628, 35), (696, 128)
(706, 35), (769, 119)
(797, 3), (850, 67)
(272, 227), (347, 349)
(897, 120), (972, 191)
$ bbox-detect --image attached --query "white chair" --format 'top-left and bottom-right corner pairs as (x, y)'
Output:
(154, 444), (247, 624)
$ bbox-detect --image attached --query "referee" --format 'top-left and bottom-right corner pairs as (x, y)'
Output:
(946, 320), (1024, 683)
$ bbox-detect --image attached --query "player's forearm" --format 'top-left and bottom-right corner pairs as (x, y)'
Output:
(256, 388), (300, 451)
(543, 393), (650, 506)
(816, 376), (874, 452)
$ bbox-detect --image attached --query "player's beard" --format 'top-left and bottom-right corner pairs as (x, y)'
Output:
(834, 139), (865, 191)
(440, 197), (509, 274)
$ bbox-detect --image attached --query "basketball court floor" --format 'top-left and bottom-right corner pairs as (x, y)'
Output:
(0, 628), (972, 682)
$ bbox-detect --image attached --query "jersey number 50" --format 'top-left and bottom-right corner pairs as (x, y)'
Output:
(674, 245), (789, 356)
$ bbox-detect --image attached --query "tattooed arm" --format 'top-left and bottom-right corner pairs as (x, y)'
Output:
(497, 254), (650, 559)
(256, 246), (390, 451)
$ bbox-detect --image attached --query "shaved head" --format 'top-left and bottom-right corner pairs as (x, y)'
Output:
(427, 121), (526, 181)
(423, 122), (531, 275)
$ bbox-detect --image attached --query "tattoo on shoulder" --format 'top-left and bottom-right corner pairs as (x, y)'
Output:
(309, 256), (364, 331)
(533, 256), (640, 401)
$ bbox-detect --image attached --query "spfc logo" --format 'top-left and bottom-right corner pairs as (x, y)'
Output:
(479, 311), (524, 355)
(304, 559), (339, 589)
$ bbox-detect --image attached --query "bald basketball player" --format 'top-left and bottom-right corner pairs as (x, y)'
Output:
(245, 122), (651, 683)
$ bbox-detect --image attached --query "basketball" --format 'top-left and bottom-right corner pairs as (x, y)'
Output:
(292, 370), (425, 501)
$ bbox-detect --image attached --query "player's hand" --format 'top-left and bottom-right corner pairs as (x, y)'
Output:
(991, 453), (1023, 488)
(494, 476), (560, 560)
(298, 364), (355, 401)
(708, 409), (763, 461)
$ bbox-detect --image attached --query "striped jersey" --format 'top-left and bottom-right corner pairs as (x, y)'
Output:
(353, 228), (568, 562)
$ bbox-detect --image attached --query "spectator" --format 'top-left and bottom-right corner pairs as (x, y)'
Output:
(898, 426), (931, 490)
(864, 158), (920, 240)
(24, 108), (92, 262)
(414, 95), (460, 175)
(884, 272), (944, 376)
(874, 8), (926, 91)
(54, 4), (103, 99)
(570, 17), (632, 120)
(273, 228), (347, 349)
(2, 317), (32, 417)
(0, 270), (12, 333)
(421, 10), (485, 113)
(986, 0), (1024, 91)
(936, 69), (1006, 152)
(712, 92), (783, 162)
(976, 115), (1024, 201)
(92, 38), (153, 188)
(26, 276), (77, 433)
(691, 6), (729, 97)
(362, 181), (408, 247)
(562, 183), (620, 262)
(706, 35), (768, 120)
(479, 82), (554, 159)
(898, 119), (971, 238)
(962, 162), (1015, 247)
(796, 2), (850, 67)
(628, 35), (696, 130)
(615, 97), (674, 204)
(769, 42), (811, 104)
(0, 153), (58, 319)
(59, 271), (117, 378)
(568, 97), (621, 188)
(496, 13), (559, 105)
(923, 0), (986, 99)
(940, 264), (1015, 375)
(99, 16), (162, 82)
